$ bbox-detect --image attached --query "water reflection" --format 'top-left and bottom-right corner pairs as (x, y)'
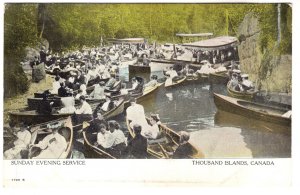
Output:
(214, 110), (291, 158)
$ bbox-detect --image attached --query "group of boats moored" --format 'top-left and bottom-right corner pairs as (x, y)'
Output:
(5, 36), (291, 160)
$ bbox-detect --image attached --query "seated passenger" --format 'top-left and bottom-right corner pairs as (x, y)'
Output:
(120, 83), (129, 95)
(58, 97), (76, 114)
(31, 126), (67, 159)
(144, 75), (158, 88)
(128, 77), (143, 94)
(172, 131), (193, 159)
(94, 123), (111, 149)
(4, 124), (31, 159)
(90, 81), (106, 99)
(51, 76), (61, 94)
(75, 95), (93, 115)
(105, 121), (127, 157)
(100, 96), (114, 113)
(105, 74), (117, 90)
(142, 114), (161, 140)
(124, 124), (148, 159)
(58, 82), (72, 97)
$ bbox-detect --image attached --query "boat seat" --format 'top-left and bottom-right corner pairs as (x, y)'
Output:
(282, 110), (292, 118)
(148, 137), (168, 145)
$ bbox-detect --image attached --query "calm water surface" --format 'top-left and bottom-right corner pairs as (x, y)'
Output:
(114, 63), (291, 158)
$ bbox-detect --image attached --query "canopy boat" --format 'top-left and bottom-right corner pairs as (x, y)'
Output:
(15, 117), (74, 159)
(227, 81), (258, 100)
(126, 117), (204, 159)
(213, 93), (291, 126)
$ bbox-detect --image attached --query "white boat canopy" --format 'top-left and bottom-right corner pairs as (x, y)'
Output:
(182, 36), (238, 51)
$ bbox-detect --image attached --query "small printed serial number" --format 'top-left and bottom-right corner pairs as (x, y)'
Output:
(11, 179), (25, 181)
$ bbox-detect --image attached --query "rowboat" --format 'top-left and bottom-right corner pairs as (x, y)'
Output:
(82, 123), (116, 159)
(123, 82), (164, 110)
(126, 117), (204, 159)
(227, 81), (258, 100)
(28, 117), (74, 159)
(93, 97), (126, 120)
(213, 93), (291, 126)
(9, 100), (103, 126)
(136, 82), (164, 103)
(165, 76), (186, 88)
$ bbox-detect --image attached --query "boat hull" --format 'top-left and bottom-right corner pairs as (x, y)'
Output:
(213, 93), (291, 126)
(165, 76), (186, 88)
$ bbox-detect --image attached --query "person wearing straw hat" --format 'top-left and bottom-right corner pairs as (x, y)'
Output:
(31, 126), (67, 159)
(4, 123), (31, 159)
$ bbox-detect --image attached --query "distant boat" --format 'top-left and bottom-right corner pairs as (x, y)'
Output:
(213, 93), (291, 126)
(227, 81), (258, 100)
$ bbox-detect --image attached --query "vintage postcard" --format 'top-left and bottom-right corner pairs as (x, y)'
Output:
(1, 0), (296, 189)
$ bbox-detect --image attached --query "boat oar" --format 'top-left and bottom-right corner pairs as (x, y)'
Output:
(158, 143), (169, 159)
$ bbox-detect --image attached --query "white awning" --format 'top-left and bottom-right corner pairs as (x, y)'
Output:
(183, 36), (238, 51)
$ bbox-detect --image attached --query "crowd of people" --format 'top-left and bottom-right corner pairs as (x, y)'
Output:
(9, 41), (239, 160)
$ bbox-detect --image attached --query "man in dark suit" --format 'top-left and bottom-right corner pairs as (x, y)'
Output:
(125, 124), (148, 159)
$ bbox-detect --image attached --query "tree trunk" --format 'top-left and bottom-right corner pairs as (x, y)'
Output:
(277, 3), (281, 45)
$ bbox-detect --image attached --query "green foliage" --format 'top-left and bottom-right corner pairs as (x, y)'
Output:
(36, 3), (291, 55)
(4, 3), (292, 97)
(4, 4), (38, 98)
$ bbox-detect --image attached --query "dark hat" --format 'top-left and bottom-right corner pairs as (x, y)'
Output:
(79, 95), (86, 101)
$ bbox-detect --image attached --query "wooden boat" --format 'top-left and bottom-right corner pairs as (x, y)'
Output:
(126, 117), (204, 159)
(128, 64), (151, 74)
(93, 97), (126, 120)
(29, 117), (74, 159)
(209, 71), (229, 84)
(165, 76), (186, 88)
(213, 93), (291, 126)
(123, 81), (164, 110)
(80, 97), (126, 158)
(82, 123), (116, 159)
(9, 100), (103, 126)
(227, 81), (258, 100)
(136, 82), (164, 103)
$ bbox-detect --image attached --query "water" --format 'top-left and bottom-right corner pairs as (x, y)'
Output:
(115, 62), (291, 158)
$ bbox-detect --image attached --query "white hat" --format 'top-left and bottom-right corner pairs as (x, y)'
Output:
(233, 69), (241, 73)
(241, 74), (249, 78)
